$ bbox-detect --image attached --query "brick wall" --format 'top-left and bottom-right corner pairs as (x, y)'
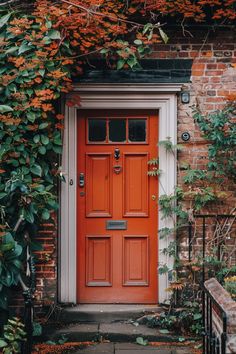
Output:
(151, 27), (236, 263)
(32, 26), (236, 308)
(204, 278), (236, 353)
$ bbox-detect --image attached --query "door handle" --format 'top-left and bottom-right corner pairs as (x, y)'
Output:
(113, 165), (122, 174)
(79, 173), (85, 187)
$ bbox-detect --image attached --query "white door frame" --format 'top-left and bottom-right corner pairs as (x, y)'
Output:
(59, 83), (181, 304)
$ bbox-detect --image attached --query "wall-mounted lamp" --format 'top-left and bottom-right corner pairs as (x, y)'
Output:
(181, 91), (190, 104)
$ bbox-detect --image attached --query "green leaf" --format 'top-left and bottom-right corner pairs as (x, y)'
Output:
(1, 242), (15, 252)
(0, 339), (7, 348)
(48, 29), (61, 40)
(5, 46), (18, 54)
(33, 322), (42, 337)
(143, 23), (153, 34)
(159, 329), (170, 334)
(30, 164), (42, 177)
(0, 13), (12, 28)
(39, 122), (48, 129)
(53, 135), (62, 145)
(42, 209), (50, 220)
(193, 313), (202, 320)
(39, 146), (46, 155)
(33, 134), (40, 144)
(11, 244), (22, 258)
(27, 111), (36, 123)
(12, 259), (22, 269)
(134, 39), (143, 45)
(46, 340), (56, 345)
(3, 233), (14, 244)
(117, 59), (125, 70)
(24, 209), (34, 223)
(18, 43), (32, 54)
(178, 337), (185, 342)
(0, 105), (13, 113)
(136, 337), (148, 346)
(100, 48), (109, 54)
(0, 192), (7, 199)
(41, 135), (49, 145)
(52, 145), (62, 154)
(46, 20), (52, 28)
(38, 69), (45, 77)
(159, 28), (169, 44)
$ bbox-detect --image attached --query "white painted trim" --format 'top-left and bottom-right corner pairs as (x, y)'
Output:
(59, 105), (77, 303)
(59, 84), (180, 304)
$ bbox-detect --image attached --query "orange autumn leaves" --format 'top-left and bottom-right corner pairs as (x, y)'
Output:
(133, 0), (236, 21)
(1, 0), (235, 133)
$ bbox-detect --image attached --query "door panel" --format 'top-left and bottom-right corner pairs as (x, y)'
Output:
(86, 235), (112, 286)
(123, 153), (148, 217)
(77, 110), (158, 303)
(123, 235), (149, 286)
(86, 153), (112, 217)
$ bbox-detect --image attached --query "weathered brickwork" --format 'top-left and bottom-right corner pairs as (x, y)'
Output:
(205, 278), (236, 354)
(32, 27), (236, 307)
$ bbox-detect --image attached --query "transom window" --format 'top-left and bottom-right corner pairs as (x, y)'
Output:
(87, 117), (147, 144)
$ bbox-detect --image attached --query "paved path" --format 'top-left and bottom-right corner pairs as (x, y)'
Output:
(74, 342), (192, 353)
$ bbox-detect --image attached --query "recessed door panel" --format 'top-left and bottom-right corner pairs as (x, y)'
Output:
(123, 236), (149, 286)
(86, 235), (112, 286)
(77, 111), (158, 303)
(124, 153), (149, 217)
(86, 153), (112, 217)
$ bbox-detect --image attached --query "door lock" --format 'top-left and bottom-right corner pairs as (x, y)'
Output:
(79, 173), (85, 187)
(152, 195), (157, 201)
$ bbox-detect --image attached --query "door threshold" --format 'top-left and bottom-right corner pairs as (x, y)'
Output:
(59, 304), (163, 323)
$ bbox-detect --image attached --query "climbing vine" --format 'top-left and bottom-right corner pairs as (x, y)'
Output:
(0, 0), (235, 315)
(149, 98), (236, 335)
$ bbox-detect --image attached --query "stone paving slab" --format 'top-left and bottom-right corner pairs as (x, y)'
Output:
(115, 351), (172, 354)
(45, 322), (183, 343)
(46, 323), (99, 342)
(115, 343), (159, 350)
(99, 323), (179, 342)
(74, 343), (114, 353)
(72, 342), (194, 353)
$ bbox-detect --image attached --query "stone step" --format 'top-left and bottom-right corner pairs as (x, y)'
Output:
(59, 304), (163, 323)
(43, 322), (184, 343)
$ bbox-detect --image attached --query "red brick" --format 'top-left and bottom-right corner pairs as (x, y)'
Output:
(192, 63), (205, 70)
(217, 90), (230, 96)
(178, 52), (189, 57)
(215, 104), (226, 110)
(210, 77), (221, 83)
(207, 90), (216, 96)
(206, 97), (225, 102)
(204, 104), (216, 111)
(201, 51), (213, 57)
(189, 51), (199, 58)
(207, 64), (217, 69)
(205, 70), (224, 76)
(191, 70), (204, 76)
(217, 63), (227, 69)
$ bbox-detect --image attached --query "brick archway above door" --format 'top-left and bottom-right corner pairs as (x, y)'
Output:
(60, 84), (181, 304)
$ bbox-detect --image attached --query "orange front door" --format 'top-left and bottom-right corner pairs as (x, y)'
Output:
(77, 110), (158, 303)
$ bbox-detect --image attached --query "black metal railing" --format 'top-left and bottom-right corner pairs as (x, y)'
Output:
(203, 284), (227, 354)
(187, 214), (236, 354)
(21, 254), (36, 354)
